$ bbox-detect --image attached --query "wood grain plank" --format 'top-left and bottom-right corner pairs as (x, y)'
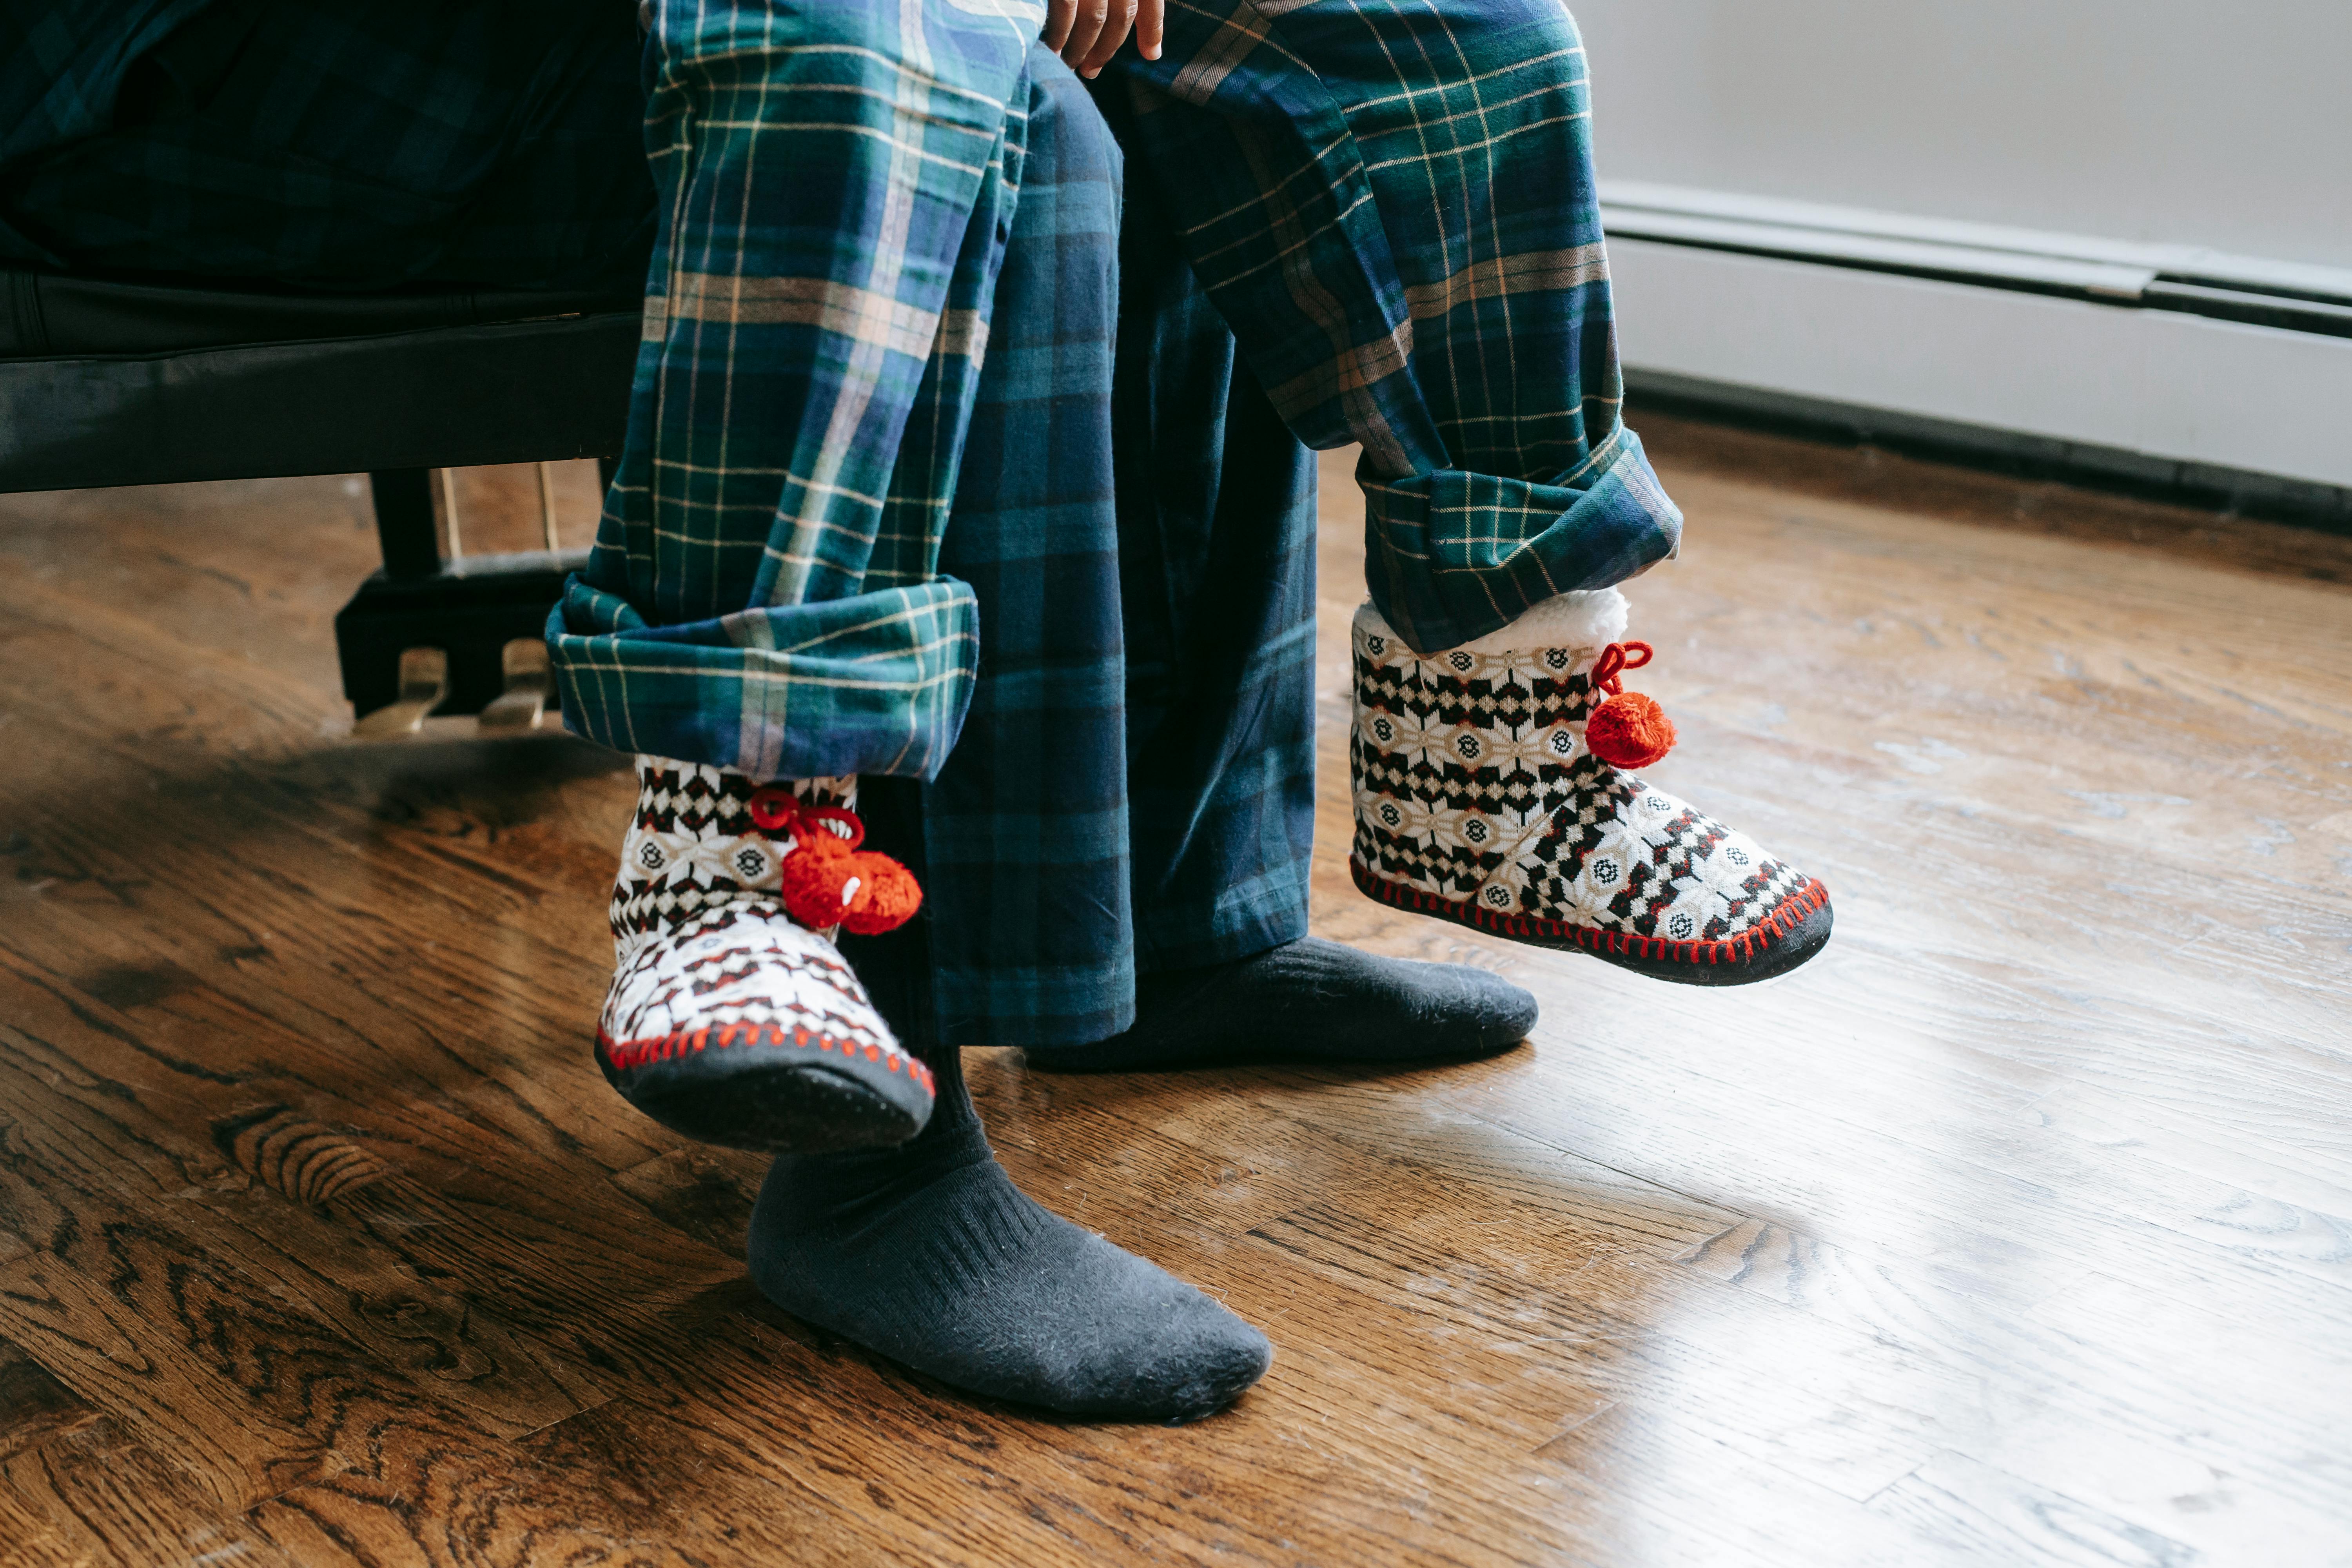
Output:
(1530, 1398), (1969, 1568)
(977, 1049), (1742, 1256)
(250, 1392), (903, 1568)
(0, 1334), (99, 1463)
(0, 1416), (298, 1568)
(1869, 1449), (2201, 1568)
(0, 1209), (435, 1511)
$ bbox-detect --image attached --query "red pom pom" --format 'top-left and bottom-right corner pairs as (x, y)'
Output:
(1584, 691), (1675, 769)
(836, 852), (922, 935)
(778, 843), (851, 931)
(779, 840), (922, 935)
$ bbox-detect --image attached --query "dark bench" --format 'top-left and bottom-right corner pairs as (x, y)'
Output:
(0, 265), (641, 731)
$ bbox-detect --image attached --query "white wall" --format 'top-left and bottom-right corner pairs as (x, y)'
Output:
(1572, 1), (2352, 269)
(1609, 238), (2352, 490)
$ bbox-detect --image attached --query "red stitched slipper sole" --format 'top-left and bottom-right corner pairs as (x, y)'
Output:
(599, 1033), (934, 1153)
(1350, 857), (1833, 988)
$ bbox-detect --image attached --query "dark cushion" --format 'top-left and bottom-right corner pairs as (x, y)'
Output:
(0, 267), (641, 493)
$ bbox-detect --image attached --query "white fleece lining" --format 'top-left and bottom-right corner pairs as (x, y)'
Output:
(1359, 588), (1629, 656)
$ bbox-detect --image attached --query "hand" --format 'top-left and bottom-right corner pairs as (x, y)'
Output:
(1042, 0), (1164, 78)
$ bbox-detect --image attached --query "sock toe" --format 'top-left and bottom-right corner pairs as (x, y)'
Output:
(1367, 944), (1538, 1058)
(1478, 975), (1542, 1051)
(1034, 1230), (1272, 1421)
(1146, 1310), (1273, 1424)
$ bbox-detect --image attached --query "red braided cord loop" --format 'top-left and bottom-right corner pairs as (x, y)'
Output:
(746, 786), (802, 833)
(747, 791), (863, 849)
(1587, 640), (1654, 697)
(1582, 641), (1675, 769)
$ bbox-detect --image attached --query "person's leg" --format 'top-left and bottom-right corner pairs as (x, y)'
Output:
(747, 53), (1269, 1422)
(909, 58), (1139, 1051)
(1025, 87), (1535, 1072)
(1097, 145), (1321, 979)
(1098, 2), (1832, 985)
(1104, 0), (1679, 650)
(897, 56), (1533, 1069)
(552, 0), (1049, 1151)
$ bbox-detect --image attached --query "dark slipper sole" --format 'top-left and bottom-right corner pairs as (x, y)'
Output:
(1351, 856), (1833, 988)
(600, 1034), (933, 1153)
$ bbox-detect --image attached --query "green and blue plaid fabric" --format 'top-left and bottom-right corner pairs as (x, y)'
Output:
(0, 2), (207, 199)
(918, 68), (1323, 1042)
(1122, 0), (1682, 654)
(548, 0), (1678, 777)
(0, 0), (206, 264)
(561, 30), (1321, 1044)
(547, 0), (1044, 780)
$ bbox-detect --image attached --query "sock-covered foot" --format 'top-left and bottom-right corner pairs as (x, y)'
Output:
(748, 1045), (1270, 1421)
(1022, 935), (1536, 1074)
(1350, 592), (1833, 985)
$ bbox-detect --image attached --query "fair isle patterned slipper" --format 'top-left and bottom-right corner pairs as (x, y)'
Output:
(598, 758), (932, 1152)
(1349, 595), (1833, 986)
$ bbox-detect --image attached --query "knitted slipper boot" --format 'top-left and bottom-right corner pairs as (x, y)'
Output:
(1349, 595), (1831, 985)
(598, 757), (934, 1152)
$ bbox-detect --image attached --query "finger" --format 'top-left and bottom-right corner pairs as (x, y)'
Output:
(1076, 0), (1136, 76)
(1134, 0), (1163, 61)
(1059, 0), (1109, 68)
(1042, 0), (1076, 52)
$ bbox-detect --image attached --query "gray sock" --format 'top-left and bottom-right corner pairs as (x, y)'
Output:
(747, 1041), (1270, 1421)
(746, 791), (1270, 1423)
(1023, 935), (1538, 1074)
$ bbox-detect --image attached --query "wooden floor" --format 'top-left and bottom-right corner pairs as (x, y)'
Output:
(3, 418), (2350, 1567)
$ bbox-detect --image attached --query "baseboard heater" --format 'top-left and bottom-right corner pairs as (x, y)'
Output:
(1623, 367), (2352, 535)
(1599, 181), (2352, 532)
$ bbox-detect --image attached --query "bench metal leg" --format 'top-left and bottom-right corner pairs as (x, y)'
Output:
(368, 468), (441, 579)
(339, 463), (608, 733)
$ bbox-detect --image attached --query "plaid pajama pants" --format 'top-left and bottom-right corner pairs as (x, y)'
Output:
(11, 0), (1677, 1045)
(549, 0), (1679, 786)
